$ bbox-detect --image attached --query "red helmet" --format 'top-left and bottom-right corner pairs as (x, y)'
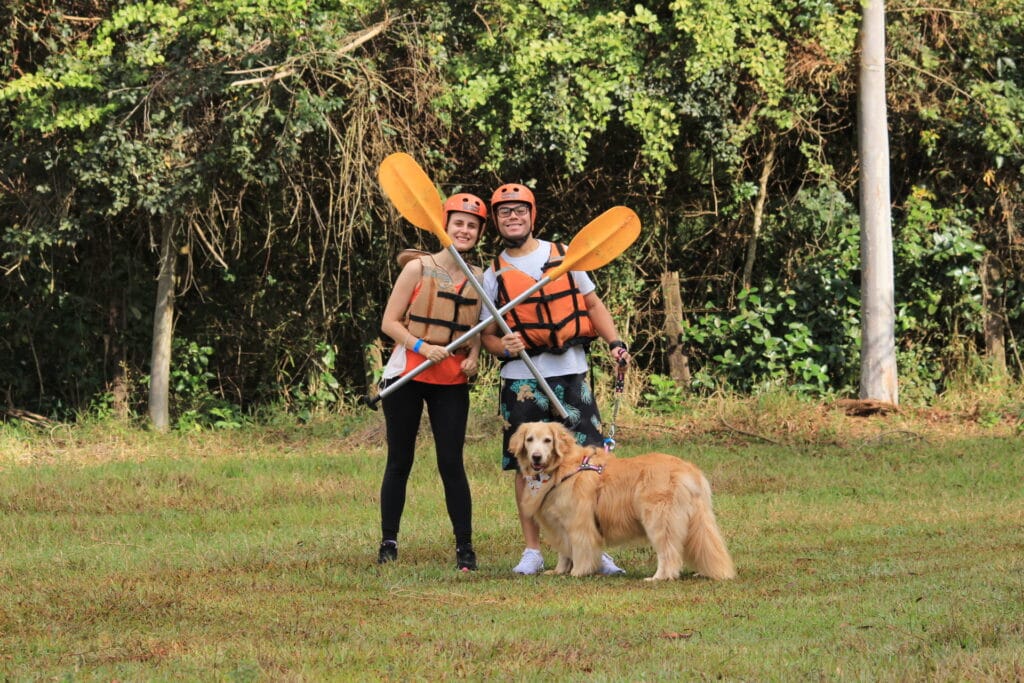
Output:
(443, 193), (487, 223)
(490, 184), (537, 223)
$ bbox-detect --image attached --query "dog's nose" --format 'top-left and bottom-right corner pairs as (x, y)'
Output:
(531, 453), (542, 464)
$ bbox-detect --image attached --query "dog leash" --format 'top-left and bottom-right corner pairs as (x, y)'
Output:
(603, 353), (627, 452)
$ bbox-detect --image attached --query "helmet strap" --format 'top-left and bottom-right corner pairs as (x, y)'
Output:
(501, 233), (531, 249)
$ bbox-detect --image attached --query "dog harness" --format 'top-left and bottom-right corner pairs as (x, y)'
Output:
(566, 454), (605, 478)
(527, 453), (604, 500)
(528, 452), (608, 537)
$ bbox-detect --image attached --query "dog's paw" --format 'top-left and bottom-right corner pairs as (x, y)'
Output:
(570, 568), (598, 578)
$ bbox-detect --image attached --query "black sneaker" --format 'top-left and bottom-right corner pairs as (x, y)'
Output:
(456, 543), (477, 571)
(377, 540), (397, 564)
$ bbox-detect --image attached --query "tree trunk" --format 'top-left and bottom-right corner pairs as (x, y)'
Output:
(857, 0), (899, 404)
(981, 252), (1007, 375)
(660, 271), (691, 386)
(149, 217), (176, 431)
(105, 299), (129, 420)
(742, 141), (776, 290)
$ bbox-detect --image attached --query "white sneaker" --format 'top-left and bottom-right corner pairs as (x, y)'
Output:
(600, 552), (626, 575)
(513, 548), (544, 575)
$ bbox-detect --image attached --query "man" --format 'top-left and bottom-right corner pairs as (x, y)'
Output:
(480, 183), (632, 575)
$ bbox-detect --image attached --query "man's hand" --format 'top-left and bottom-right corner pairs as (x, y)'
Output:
(501, 332), (526, 358)
(609, 341), (631, 366)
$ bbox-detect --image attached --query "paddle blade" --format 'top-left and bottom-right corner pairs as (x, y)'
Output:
(378, 152), (450, 246)
(547, 206), (641, 278)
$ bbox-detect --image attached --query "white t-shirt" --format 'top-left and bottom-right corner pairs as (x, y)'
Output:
(480, 240), (596, 380)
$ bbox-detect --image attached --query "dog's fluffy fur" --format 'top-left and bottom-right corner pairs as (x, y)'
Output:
(510, 421), (736, 581)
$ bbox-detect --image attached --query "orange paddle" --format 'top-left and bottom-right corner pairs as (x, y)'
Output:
(366, 153), (640, 413)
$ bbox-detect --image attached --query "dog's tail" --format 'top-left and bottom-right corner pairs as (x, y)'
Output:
(684, 474), (736, 580)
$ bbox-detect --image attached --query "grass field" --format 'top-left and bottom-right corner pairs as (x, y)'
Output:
(1, 400), (1022, 681)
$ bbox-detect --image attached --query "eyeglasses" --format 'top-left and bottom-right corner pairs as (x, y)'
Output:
(496, 205), (530, 219)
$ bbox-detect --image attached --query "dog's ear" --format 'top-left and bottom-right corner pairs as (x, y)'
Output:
(508, 423), (527, 458)
(553, 423), (576, 459)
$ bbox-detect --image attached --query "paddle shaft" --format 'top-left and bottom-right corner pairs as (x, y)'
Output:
(374, 245), (568, 418)
(368, 270), (557, 405)
(378, 151), (565, 412)
(368, 214), (634, 407)
(371, 154), (638, 413)
(367, 268), (560, 406)
(448, 246), (568, 418)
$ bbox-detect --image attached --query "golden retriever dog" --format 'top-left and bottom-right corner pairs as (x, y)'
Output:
(510, 421), (736, 581)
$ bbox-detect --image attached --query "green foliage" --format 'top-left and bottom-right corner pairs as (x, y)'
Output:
(884, 0), (1023, 394)
(671, 0), (793, 114)
(3, 0), (1024, 418)
(291, 342), (343, 422)
(1, 2), (188, 134)
(446, 3), (654, 176)
(684, 186), (862, 397)
(168, 339), (246, 431)
(1, 0), (444, 417)
(686, 283), (852, 397)
(680, 176), (1012, 402)
(894, 188), (987, 387)
(87, 391), (120, 422)
(642, 373), (685, 413)
(444, 0), (859, 185)
(590, 254), (644, 342)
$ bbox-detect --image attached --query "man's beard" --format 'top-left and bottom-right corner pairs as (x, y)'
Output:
(501, 232), (530, 249)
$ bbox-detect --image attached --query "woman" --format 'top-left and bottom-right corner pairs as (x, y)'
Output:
(377, 193), (486, 571)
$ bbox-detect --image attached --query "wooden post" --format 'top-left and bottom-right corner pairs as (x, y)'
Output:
(661, 271), (690, 386)
(982, 252), (1007, 376)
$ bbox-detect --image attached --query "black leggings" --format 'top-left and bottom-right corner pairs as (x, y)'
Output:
(380, 379), (472, 546)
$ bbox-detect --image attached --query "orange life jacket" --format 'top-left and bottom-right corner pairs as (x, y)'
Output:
(493, 242), (597, 355)
(404, 257), (482, 347)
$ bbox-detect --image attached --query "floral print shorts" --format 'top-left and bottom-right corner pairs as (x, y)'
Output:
(499, 372), (604, 471)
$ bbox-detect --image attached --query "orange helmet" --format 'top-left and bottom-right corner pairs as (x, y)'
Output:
(443, 193), (487, 223)
(490, 183), (536, 223)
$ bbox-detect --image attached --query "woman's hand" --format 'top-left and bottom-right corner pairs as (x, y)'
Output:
(422, 343), (451, 364)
